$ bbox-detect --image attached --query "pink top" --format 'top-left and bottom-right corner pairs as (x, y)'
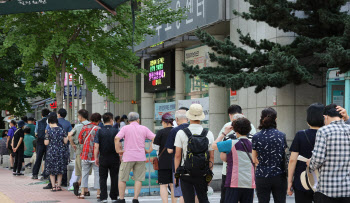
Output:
(116, 122), (155, 162)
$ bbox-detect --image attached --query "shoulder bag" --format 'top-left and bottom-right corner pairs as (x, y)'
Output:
(153, 147), (166, 171)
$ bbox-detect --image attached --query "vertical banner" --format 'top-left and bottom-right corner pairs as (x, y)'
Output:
(178, 97), (209, 120)
(154, 102), (176, 120)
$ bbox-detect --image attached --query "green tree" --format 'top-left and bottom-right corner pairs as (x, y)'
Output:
(183, 0), (350, 93)
(0, 0), (185, 108)
(0, 35), (49, 115)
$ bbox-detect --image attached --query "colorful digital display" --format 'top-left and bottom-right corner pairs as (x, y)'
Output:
(144, 52), (175, 92)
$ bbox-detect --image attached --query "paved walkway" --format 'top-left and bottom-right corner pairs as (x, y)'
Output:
(0, 167), (90, 203)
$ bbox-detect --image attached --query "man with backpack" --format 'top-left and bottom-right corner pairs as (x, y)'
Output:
(174, 104), (215, 203)
(32, 108), (50, 179)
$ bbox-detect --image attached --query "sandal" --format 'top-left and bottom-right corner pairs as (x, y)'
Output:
(51, 187), (57, 192)
(78, 194), (85, 199)
(97, 194), (100, 199)
(84, 191), (90, 196)
(56, 186), (62, 191)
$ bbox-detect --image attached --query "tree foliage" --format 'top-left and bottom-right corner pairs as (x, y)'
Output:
(0, 35), (49, 115)
(183, 0), (350, 93)
(0, 0), (185, 108)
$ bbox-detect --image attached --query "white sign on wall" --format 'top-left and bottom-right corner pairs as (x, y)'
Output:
(178, 97), (209, 120)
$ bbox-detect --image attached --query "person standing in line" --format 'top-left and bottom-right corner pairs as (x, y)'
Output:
(115, 112), (155, 203)
(7, 120), (17, 170)
(32, 108), (50, 179)
(0, 131), (9, 160)
(306, 104), (350, 203)
(23, 127), (35, 158)
(78, 113), (101, 200)
(287, 103), (325, 203)
(12, 120), (26, 176)
(119, 115), (128, 129)
(113, 116), (121, 130)
(68, 109), (91, 196)
(27, 117), (36, 137)
(153, 113), (174, 203)
(217, 105), (256, 203)
(94, 112), (120, 203)
(21, 116), (28, 126)
(212, 118), (256, 203)
(165, 109), (189, 203)
(44, 115), (68, 191)
(252, 107), (288, 203)
(174, 104), (215, 203)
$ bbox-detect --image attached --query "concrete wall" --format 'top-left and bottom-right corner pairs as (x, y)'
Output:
(107, 73), (137, 117)
(91, 63), (107, 114)
(230, 0), (326, 144)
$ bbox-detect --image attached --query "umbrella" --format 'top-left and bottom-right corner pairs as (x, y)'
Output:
(0, 0), (129, 15)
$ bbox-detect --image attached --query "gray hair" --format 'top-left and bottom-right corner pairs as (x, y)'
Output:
(175, 110), (188, 120)
(233, 114), (246, 120)
(128, 112), (139, 122)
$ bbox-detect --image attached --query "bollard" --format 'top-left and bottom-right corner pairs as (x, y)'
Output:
(24, 158), (31, 174)
(3, 155), (9, 168)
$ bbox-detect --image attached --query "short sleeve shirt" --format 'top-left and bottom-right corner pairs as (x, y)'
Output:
(174, 124), (214, 166)
(252, 128), (287, 178)
(116, 122), (155, 162)
(165, 123), (189, 156)
(13, 129), (25, 150)
(289, 129), (317, 191)
(154, 127), (173, 170)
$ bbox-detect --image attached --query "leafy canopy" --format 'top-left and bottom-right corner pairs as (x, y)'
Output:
(0, 0), (186, 104)
(183, 0), (350, 93)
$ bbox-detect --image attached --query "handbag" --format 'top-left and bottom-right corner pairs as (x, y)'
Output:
(153, 147), (166, 170)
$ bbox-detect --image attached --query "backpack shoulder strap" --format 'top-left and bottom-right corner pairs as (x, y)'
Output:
(200, 128), (208, 137)
(182, 128), (192, 139)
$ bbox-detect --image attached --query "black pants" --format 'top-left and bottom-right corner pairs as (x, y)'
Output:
(13, 149), (24, 173)
(99, 157), (119, 201)
(220, 175), (226, 203)
(32, 143), (46, 176)
(295, 188), (314, 203)
(224, 187), (254, 203)
(256, 174), (287, 203)
(314, 192), (350, 203)
(180, 175), (209, 203)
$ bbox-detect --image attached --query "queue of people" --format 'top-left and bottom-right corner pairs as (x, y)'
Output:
(2, 101), (350, 203)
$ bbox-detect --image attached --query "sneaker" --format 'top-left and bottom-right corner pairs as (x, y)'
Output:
(99, 200), (107, 203)
(32, 175), (38, 179)
(13, 172), (17, 175)
(16, 173), (24, 176)
(68, 186), (74, 191)
(116, 199), (126, 203)
(43, 184), (52, 189)
(132, 199), (139, 203)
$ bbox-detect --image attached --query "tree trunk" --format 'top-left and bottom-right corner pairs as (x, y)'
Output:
(56, 60), (66, 109)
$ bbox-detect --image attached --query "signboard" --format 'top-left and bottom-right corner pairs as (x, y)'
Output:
(230, 89), (237, 103)
(185, 45), (210, 92)
(178, 97), (209, 120)
(155, 102), (176, 120)
(64, 86), (82, 99)
(135, 0), (224, 50)
(328, 70), (345, 81)
(144, 52), (175, 93)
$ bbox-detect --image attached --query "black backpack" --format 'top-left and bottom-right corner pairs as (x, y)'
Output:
(182, 128), (210, 177)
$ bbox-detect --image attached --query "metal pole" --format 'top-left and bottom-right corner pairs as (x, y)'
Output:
(72, 78), (75, 123)
(65, 72), (69, 112)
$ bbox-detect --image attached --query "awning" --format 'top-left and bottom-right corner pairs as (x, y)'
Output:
(0, 0), (129, 15)
(31, 98), (53, 109)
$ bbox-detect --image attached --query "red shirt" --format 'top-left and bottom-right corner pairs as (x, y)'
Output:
(78, 122), (100, 161)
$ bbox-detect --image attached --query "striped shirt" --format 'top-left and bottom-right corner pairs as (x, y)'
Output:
(217, 137), (255, 189)
(310, 120), (350, 198)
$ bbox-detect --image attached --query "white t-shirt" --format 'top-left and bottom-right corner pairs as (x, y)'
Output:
(219, 121), (256, 175)
(174, 124), (215, 166)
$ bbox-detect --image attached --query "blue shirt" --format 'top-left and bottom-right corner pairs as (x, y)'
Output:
(165, 123), (190, 156)
(8, 126), (17, 139)
(252, 128), (287, 178)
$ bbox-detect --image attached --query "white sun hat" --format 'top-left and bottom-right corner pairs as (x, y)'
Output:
(186, 104), (205, 121)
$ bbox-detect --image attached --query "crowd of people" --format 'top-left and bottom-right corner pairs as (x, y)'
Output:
(0, 102), (350, 203)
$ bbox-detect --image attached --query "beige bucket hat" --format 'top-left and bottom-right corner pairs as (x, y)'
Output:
(186, 104), (205, 121)
(300, 165), (320, 192)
